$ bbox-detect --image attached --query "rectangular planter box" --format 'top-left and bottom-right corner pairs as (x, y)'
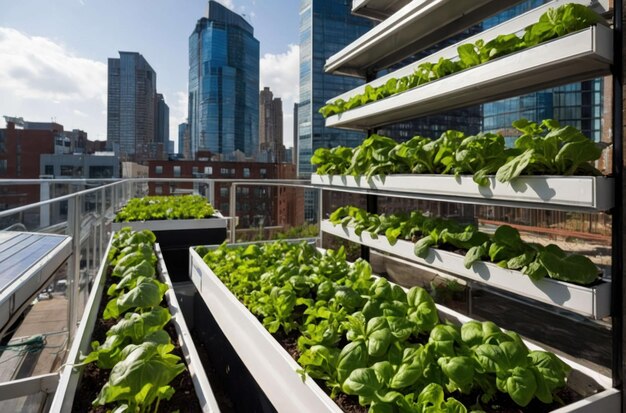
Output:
(50, 236), (220, 413)
(325, 25), (612, 130)
(111, 214), (228, 232)
(113, 215), (228, 280)
(328, 0), (526, 76)
(322, 220), (610, 319)
(311, 174), (614, 212)
(189, 244), (618, 413)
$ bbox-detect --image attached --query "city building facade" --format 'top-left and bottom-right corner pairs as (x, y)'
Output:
(156, 93), (170, 154)
(481, 0), (604, 143)
(188, 0), (260, 157)
(298, 0), (372, 220)
(297, 0), (372, 178)
(259, 87), (285, 162)
(147, 159), (303, 229)
(107, 51), (164, 163)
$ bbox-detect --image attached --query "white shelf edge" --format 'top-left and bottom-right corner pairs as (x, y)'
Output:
(328, 0), (526, 76)
(326, 25), (612, 130)
(111, 215), (228, 231)
(321, 221), (610, 319)
(155, 244), (221, 413)
(190, 243), (617, 412)
(311, 174), (615, 212)
(329, 0), (606, 84)
(351, 0), (411, 21)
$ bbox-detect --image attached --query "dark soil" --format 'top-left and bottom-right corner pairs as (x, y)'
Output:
(72, 266), (202, 412)
(272, 330), (368, 413)
(334, 393), (368, 413)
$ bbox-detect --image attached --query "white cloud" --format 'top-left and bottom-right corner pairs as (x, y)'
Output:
(215, 0), (235, 10)
(260, 44), (299, 147)
(0, 27), (108, 140)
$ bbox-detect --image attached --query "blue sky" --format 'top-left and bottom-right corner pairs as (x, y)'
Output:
(0, 0), (301, 147)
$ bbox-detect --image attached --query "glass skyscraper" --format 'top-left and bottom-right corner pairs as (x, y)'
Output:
(188, 1), (260, 158)
(107, 51), (159, 162)
(482, 0), (604, 143)
(297, 0), (372, 178)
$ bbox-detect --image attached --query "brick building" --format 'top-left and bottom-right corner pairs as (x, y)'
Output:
(147, 159), (304, 229)
(0, 119), (60, 213)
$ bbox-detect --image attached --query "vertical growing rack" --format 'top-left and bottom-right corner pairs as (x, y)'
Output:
(312, 0), (623, 410)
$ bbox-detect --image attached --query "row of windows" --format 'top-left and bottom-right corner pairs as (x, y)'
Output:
(153, 165), (261, 178)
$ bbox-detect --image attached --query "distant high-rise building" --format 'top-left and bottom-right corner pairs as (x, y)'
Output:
(259, 87), (284, 162)
(293, 102), (299, 166)
(156, 93), (170, 155)
(297, 0), (372, 178)
(188, 0), (260, 158)
(178, 122), (188, 157)
(298, 0), (372, 220)
(107, 51), (161, 163)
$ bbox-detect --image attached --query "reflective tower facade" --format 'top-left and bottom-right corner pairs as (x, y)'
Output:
(482, 0), (603, 143)
(297, 0), (372, 177)
(189, 1), (260, 158)
(107, 51), (158, 162)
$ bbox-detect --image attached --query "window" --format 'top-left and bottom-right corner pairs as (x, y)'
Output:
(192, 166), (198, 174)
(155, 185), (163, 194)
(220, 187), (229, 198)
(220, 168), (229, 175)
(243, 167), (250, 178)
(44, 165), (54, 176)
(155, 165), (163, 175)
(0, 159), (7, 174)
(260, 168), (267, 178)
(204, 166), (213, 175)
(241, 187), (249, 195)
(60, 165), (74, 176)
(173, 166), (181, 177)
(89, 166), (113, 178)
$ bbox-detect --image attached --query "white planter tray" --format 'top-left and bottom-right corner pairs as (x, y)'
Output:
(189, 246), (341, 413)
(321, 221), (610, 319)
(325, 25), (612, 130)
(351, 0), (412, 21)
(311, 174), (614, 212)
(111, 212), (228, 231)
(189, 244), (618, 413)
(50, 236), (220, 412)
(328, 0), (526, 76)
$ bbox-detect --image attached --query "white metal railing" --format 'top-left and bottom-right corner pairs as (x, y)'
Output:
(0, 177), (321, 408)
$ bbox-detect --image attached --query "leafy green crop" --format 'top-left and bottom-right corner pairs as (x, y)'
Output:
(312, 118), (603, 184)
(330, 206), (600, 286)
(114, 194), (216, 222)
(200, 241), (573, 411)
(319, 4), (603, 118)
(82, 228), (185, 413)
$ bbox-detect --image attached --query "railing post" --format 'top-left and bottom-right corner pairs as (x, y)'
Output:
(207, 180), (215, 206)
(317, 188), (323, 248)
(100, 187), (106, 262)
(229, 182), (237, 243)
(66, 195), (82, 343)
